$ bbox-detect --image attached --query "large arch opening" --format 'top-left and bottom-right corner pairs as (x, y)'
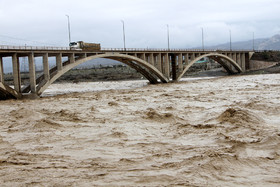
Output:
(22, 53), (168, 96)
(177, 53), (243, 81)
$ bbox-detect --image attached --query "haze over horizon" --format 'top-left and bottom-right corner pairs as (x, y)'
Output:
(1, 0), (280, 49)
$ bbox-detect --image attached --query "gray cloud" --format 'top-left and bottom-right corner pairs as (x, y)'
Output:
(1, 0), (280, 48)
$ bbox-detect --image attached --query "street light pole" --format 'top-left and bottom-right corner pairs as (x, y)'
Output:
(167, 24), (170, 50)
(66, 15), (71, 45)
(229, 30), (232, 51)
(253, 32), (255, 51)
(201, 28), (204, 51)
(121, 20), (126, 50)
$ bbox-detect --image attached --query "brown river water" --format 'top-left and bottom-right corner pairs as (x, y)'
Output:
(0, 74), (280, 186)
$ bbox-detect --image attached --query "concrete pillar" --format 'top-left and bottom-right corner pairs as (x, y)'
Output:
(161, 54), (165, 74)
(171, 54), (176, 80)
(69, 53), (75, 64)
(12, 53), (21, 93)
(149, 53), (154, 66)
(164, 53), (170, 79)
(28, 53), (36, 93)
(184, 54), (189, 67)
(140, 53), (145, 61)
(237, 53), (241, 66)
(232, 53), (237, 62)
(178, 53), (183, 73)
(56, 53), (62, 71)
(241, 53), (246, 71)
(0, 57), (4, 83)
(145, 54), (149, 62)
(191, 53), (195, 61)
(153, 55), (157, 68)
(156, 54), (162, 72)
(43, 53), (50, 81)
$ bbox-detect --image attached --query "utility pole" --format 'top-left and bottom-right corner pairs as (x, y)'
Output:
(253, 32), (255, 51)
(66, 15), (71, 45)
(229, 30), (232, 51)
(121, 20), (126, 50)
(201, 28), (205, 51)
(167, 24), (170, 50)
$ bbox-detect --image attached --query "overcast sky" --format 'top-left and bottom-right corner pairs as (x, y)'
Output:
(0, 0), (280, 49)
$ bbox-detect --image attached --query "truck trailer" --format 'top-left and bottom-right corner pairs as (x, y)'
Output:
(69, 41), (101, 51)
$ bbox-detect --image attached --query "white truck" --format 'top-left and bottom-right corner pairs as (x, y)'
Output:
(69, 41), (101, 51)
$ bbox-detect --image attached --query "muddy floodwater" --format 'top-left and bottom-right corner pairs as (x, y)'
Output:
(0, 74), (280, 186)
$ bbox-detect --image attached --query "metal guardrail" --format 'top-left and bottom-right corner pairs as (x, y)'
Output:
(0, 45), (70, 50)
(1, 45), (278, 52)
(101, 48), (254, 52)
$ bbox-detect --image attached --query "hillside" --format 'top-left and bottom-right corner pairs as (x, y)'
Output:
(208, 34), (280, 50)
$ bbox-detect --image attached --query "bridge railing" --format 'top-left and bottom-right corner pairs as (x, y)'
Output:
(0, 45), (70, 51)
(0, 45), (264, 52)
(101, 48), (253, 52)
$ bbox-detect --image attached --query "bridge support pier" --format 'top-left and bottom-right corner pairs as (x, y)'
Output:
(149, 53), (154, 66)
(171, 54), (177, 81)
(178, 53), (183, 75)
(184, 54), (189, 68)
(163, 53), (170, 80)
(43, 53), (50, 81)
(28, 53), (36, 93)
(241, 53), (246, 71)
(0, 57), (4, 83)
(156, 54), (162, 72)
(12, 53), (21, 93)
(56, 53), (63, 71)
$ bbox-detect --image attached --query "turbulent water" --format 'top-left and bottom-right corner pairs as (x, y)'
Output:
(0, 74), (280, 186)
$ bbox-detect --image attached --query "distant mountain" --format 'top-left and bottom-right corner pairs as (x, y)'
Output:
(207, 34), (280, 50)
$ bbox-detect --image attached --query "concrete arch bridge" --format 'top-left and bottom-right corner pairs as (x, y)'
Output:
(0, 46), (253, 99)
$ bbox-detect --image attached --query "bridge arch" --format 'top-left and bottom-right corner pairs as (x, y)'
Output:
(36, 53), (169, 95)
(177, 53), (243, 81)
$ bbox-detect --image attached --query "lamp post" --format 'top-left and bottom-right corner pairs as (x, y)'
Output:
(229, 30), (232, 51)
(201, 28), (204, 51)
(121, 20), (126, 50)
(253, 32), (255, 51)
(66, 15), (71, 45)
(167, 24), (170, 50)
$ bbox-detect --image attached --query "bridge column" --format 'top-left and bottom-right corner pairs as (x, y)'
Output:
(56, 53), (62, 71)
(0, 57), (4, 83)
(153, 54), (157, 69)
(140, 53), (145, 61)
(171, 54), (176, 81)
(191, 53), (195, 61)
(164, 53), (170, 80)
(228, 53), (233, 60)
(184, 54), (189, 68)
(178, 53), (183, 73)
(241, 53), (246, 71)
(12, 53), (21, 93)
(28, 53), (36, 93)
(149, 53), (154, 66)
(236, 53), (241, 68)
(232, 53), (237, 62)
(156, 54), (162, 72)
(69, 53), (75, 64)
(43, 53), (50, 81)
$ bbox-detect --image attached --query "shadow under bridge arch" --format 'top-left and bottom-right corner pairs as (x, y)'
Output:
(37, 53), (169, 96)
(177, 53), (243, 81)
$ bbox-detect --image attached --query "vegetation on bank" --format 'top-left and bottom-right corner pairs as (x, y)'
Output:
(252, 51), (280, 62)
